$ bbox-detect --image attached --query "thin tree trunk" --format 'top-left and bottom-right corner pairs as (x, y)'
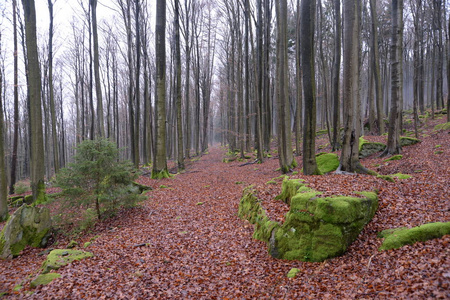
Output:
(174, 0), (184, 170)
(295, 0), (302, 156)
(9, 0), (19, 194)
(300, 0), (319, 175)
(134, 0), (141, 167)
(0, 63), (8, 221)
(91, 0), (104, 138)
(331, 0), (341, 151)
(369, 0), (384, 135)
(383, 0), (403, 156)
(47, 0), (59, 175)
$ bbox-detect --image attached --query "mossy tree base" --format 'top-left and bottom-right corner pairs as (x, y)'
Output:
(151, 169), (170, 179)
(379, 222), (450, 251)
(239, 184), (378, 262)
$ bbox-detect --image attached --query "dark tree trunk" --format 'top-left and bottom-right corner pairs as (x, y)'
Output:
(300, 0), (320, 175)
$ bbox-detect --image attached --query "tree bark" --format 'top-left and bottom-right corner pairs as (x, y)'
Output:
(339, 0), (368, 173)
(369, 0), (384, 135)
(48, 0), (60, 175)
(9, 0), (19, 194)
(383, 0), (403, 156)
(300, 0), (319, 175)
(331, 0), (341, 151)
(152, 0), (169, 179)
(174, 0), (184, 170)
(0, 62), (8, 221)
(21, 0), (46, 202)
(90, 0), (104, 138)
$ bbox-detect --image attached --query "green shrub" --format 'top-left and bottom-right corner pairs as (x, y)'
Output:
(14, 181), (31, 195)
(55, 139), (141, 220)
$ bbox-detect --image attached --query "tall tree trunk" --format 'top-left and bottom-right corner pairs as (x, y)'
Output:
(383, 0), (403, 156)
(174, 0), (184, 170)
(275, 0), (295, 173)
(91, 0), (104, 138)
(263, 0), (271, 152)
(152, 0), (169, 179)
(244, 0), (251, 153)
(254, 0), (264, 162)
(21, 0), (46, 202)
(331, 0), (341, 151)
(9, 0), (19, 194)
(300, 0), (319, 175)
(369, 0), (384, 135)
(47, 0), (59, 175)
(339, 0), (368, 173)
(134, 0), (141, 167)
(295, 0), (302, 156)
(0, 63), (8, 221)
(448, 17), (450, 122)
(412, 0), (421, 138)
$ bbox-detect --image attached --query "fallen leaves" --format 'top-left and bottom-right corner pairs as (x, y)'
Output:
(0, 118), (449, 299)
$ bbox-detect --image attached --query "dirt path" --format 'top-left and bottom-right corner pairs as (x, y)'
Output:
(1, 139), (449, 298)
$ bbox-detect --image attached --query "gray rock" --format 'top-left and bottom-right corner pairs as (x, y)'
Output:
(0, 205), (52, 259)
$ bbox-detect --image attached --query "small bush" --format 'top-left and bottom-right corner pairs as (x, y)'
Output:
(55, 139), (142, 220)
(14, 181), (31, 195)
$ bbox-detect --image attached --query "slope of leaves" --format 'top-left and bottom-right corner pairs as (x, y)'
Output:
(0, 118), (448, 299)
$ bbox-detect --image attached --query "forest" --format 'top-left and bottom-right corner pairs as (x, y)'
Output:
(0, 0), (449, 298)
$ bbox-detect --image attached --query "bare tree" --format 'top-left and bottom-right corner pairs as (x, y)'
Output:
(0, 46), (8, 221)
(9, 0), (20, 194)
(338, 0), (368, 173)
(152, 0), (169, 179)
(369, 0), (384, 135)
(47, 0), (60, 174)
(21, 0), (46, 202)
(300, 0), (319, 175)
(174, 0), (184, 170)
(383, 0), (403, 156)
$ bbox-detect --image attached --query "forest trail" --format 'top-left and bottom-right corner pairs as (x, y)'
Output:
(1, 127), (449, 298)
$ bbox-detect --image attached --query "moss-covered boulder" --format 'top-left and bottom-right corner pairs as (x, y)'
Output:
(239, 185), (378, 262)
(400, 136), (420, 147)
(379, 222), (450, 251)
(30, 273), (61, 288)
(316, 153), (339, 174)
(0, 205), (52, 259)
(275, 178), (305, 205)
(269, 190), (378, 262)
(434, 122), (450, 131)
(359, 137), (386, 158)
(41, 249), (93, 273)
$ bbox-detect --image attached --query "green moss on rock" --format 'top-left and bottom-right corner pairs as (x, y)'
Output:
(0, 205), (52, 259)
(359, 137), (386, 158)
(239, 185), (378, 262)
(275, 178), (305, 205)
(384, 155), (403, 162)
(377, 175), (395, 182)
(316, 153), (339, 174)
(287, 268), (300, 278)
(434, 122), (450, 131)
(400, 136), (420, 147)
(42, 249), (93, 273)
(392, 173), (411, 179)
(379, 222), (450, 251)
(271, 191), (378, 262)
(30, 273), (61, 288)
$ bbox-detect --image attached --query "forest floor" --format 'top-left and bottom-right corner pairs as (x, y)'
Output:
(0, 115), (449, 299)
